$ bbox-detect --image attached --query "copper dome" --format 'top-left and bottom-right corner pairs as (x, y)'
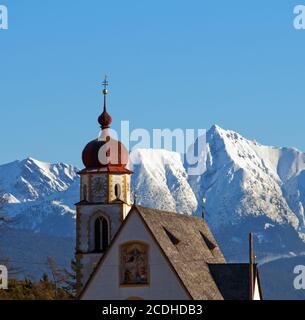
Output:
(82, 137), (129, 169)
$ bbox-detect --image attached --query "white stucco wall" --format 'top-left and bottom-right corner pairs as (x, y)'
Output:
(81, 211), (189, 300)
(253, 276), (261, 300)
(80, 253), (103, 288)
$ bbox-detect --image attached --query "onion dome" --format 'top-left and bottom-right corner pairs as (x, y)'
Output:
(98, 85), (112, 129)
(82, 138), (129, 169)
(81, 77), (130, 172)
(98, 109), (112, 129)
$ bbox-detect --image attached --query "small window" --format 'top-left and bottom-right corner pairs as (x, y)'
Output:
(114, 183), (121, 199)
(163, 227), (180, 245)
(200, 231), (217, 251)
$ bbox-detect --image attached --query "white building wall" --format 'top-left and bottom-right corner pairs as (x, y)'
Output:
(81, 212), (189, 300)
(253, 277), (261, 300)
(80, 253), (103, 288)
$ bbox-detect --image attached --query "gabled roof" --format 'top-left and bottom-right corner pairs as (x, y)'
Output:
(135, 206), (226, 300)
(78, 205), (261, 300)
(208, 264), (261, 300)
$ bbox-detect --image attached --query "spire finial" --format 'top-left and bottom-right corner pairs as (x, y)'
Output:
(98, 75), (112, 129)
(102, 75), (108, 95)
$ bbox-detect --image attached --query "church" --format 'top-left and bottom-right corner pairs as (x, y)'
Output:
(75, 79), (262, 300)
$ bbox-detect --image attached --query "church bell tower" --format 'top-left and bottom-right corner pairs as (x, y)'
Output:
(75, 77), (132, 293)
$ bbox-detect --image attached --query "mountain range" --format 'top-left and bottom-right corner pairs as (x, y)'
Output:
(1, 125), (305, 299)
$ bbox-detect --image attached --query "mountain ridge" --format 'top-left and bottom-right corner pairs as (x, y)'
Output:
(1, 125), (305, 297)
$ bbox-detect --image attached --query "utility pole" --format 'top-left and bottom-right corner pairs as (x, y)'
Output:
(202, 197), (206, 220)
(133, 189), (137, 205)
(249, 233), (254, 300)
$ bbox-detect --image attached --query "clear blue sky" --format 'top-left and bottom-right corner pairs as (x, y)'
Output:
(0, 0), (304, 167)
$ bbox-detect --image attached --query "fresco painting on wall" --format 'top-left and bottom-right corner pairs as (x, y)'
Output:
(120, 242), (149, 285)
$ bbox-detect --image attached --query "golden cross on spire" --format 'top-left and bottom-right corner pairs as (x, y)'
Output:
(102, 75), (108, 95)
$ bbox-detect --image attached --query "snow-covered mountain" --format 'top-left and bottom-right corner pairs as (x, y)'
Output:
(130, 149), (197, 215)
(1, 125), (305, 298)
(198, 125), (305, 234)
(1, 127), (305, 251)
(187, 125), (305, 261)
(0, 157), (79, 236)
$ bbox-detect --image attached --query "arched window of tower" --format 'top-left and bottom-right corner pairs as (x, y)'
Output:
(94, 216), (109, 252)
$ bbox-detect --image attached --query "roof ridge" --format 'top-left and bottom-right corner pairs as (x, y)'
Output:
(135, 205), (207, 221)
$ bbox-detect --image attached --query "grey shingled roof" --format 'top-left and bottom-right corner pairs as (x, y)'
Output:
(134, 205), (226, 300)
